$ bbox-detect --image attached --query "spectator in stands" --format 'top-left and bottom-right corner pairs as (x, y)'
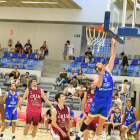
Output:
(82, 77), (91, 91)
(11, 41), (22, 56)
(53, 68), (67, 86)
(75, 83), (86, 99)
(10, 71), (20, 85)
(120, 52), (129, 76)
(35, 47), (44, 60)
(9, 65), (20, 81)
(63, 83), (75, 97)
(68, 68), (77, 83)
(41, 41), (48, 56)
(117, 79), (129, 98)
(22, 39), (32, 57)
(83, 47), (92, 63)
(70, 76), (79, 88)
(17, 72), (29, 88)
(44, 108), (52, 133)
(63, 44), (68, 61)
(67, 40), (74, 61)
(114, 93), (122, 111)
(77, 69), (85, 84)
(14, 65), (19, 73)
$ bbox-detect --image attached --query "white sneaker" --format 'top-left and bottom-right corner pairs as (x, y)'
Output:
(100, 132), (107, 138)
(42, 130), (48, 133)
(36, 133), (38, 136)
(28, 130), (32, 135)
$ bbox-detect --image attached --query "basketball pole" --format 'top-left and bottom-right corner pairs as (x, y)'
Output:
(132, 0), (137, 28)
(122, 0), (127, 28)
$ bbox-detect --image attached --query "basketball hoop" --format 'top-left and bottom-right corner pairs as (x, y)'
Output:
(86, 26), (107, 54)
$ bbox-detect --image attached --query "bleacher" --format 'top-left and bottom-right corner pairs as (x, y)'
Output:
(0, 50), (44, 71)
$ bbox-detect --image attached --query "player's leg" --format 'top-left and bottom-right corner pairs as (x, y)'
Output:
(23, 124), (31, 138)
(133, 133), (139, 140)
(120, 126), (127, 140)
(84, 129), (89, 140)
(139, 129), (140, 139)
(130, 123), (138, 140)
(28, 121), (33, 134)
(32, 125), (38, 137)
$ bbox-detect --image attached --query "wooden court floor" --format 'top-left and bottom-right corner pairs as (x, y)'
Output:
(1, 127), (135, 140)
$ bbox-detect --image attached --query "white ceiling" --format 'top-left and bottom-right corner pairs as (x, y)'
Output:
(0, 0), (82, 9)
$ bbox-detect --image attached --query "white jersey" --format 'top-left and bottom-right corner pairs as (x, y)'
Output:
(68, 43), (74, 53)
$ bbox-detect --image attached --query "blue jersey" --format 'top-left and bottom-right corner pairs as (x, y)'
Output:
(6, 91), (18, 108)
(125, 106), (136, 124)
(113, 113), (121, 124)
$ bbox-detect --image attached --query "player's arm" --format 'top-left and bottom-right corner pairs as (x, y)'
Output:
(120, 115), (123, 125)
(129, 108), (138, 127)
(68, 107), (70, 138)
(110, 114), (114, 125)
(121, 108), (126, 125)
(0, 96), (4, 122)
(107, 38), (116, 72)
(41, 89), (53, 108)
(82, 92), (87, 118)
(93, 73), (103, 88)
(52, 108), (67, 137)
(17, 93), (21, 110)
(13, 89), (28, 113)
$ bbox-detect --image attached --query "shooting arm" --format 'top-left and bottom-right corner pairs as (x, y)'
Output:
(93, 74), (102, 88)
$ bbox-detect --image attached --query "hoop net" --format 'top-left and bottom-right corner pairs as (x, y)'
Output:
(86, 26), (107, 53)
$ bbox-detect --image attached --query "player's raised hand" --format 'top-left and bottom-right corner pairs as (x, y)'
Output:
(101, 65), (106, 75)
(111, 38), (116, 45)
(61, 130), (67, 138)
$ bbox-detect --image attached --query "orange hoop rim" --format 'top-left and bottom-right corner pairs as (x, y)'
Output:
(86, 26), (105, 33)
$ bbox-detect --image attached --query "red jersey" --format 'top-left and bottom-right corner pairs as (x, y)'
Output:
(85, 90), (95, 114)
(51, 105), (69, 133)
(26, 88), (42, 114)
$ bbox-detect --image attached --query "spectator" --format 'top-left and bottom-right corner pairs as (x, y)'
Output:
(77, 69), (85, 84)
(53, 68), (67, 86)
(63, 44), (68, 61)
(11, 41), (22, 56)
(63, 83), (75, 97)
(120, 52), (129, 76)
(75, 83), (86, 99)
(41, 41), (48, 56)
(68, 68), (77, 83)
(84, 47), (92, 63)
(17, 72), (30, 88)
(82, 77), (91, 91)
(35, 47), (44, 60)
(67, 40), (74, 61)
(22, 39), (32, 57)
(114, 93), (122, 111)
(43, 108), (52, 133)
(14, 65), (19, 73)
(9, 65), (20, 81)
(117, 79), (129, 98)
(70, 76), (79, 88)
(10, 71), (20, 85)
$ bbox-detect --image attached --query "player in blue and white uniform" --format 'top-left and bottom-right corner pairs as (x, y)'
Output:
(121, 99), (138, 140)
(75, 38), (116, 140)
(0, 83), (21, 140)
(0, 88), (4, 129)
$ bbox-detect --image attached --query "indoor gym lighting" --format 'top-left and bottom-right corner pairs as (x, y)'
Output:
(21, 1), (57, 4)
(0, 1), (6, 2)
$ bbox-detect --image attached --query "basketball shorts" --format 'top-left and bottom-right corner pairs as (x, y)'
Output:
(68, 51), (73, 56)
(123, 121), (137, 134)
(105, 116), (111, 124)
(5, 107), (18, 122)
(26, 111), (40, 126)
(88, 96), (112, 120)
(51, 127), (70, 140)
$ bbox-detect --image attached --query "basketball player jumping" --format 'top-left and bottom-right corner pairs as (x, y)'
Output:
(0, 83), (21, 140)
(82, 81), (99, 140)
(75, 38), (116, 140)
(51, 92), (70, 140)
(13, 78), (54, 140)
